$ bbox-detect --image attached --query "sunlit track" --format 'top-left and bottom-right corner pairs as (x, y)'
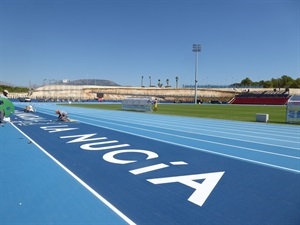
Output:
(68, 116), (300, 172)
(68, 110), (298, 137)
(8, 102), (300, 225)
(15, 103), (300, 173)
(21, 105), (300, 147)
(31, 104), (300, 142)
(72, 114), (299, 151)
(32, 105), (300, 149)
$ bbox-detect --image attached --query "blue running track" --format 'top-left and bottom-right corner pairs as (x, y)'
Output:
(1, 102), (299, 225)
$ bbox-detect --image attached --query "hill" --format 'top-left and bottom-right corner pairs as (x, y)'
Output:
(58, 79), (120, 86)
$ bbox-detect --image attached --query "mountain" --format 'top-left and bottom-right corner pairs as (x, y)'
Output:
(0, 81), (18, 86)
(58, 79), (121, 86)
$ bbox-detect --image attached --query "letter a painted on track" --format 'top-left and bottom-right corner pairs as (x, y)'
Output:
(147, 171), (225, 207)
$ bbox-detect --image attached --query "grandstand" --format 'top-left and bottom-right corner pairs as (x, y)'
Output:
(230, 89), (291, 105)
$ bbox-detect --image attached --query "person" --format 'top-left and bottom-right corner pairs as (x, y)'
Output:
(0, 90), (9, 124)
(152, 98), (158, 111)
(55, 109), (70, 122)
(1, 90), (8, 98)
(24, 104), (36, 113)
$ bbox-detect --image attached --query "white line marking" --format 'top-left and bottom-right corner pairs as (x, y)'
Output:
(73, 115), (300, 159)
(19, 106), (300, 173)
(11, 123), (136, 225)
(75, 119), (300, 173)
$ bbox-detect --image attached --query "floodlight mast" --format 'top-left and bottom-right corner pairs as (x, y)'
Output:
(193, 44), (201, 104)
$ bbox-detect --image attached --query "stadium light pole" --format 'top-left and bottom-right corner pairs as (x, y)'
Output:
(192, 44), (201, 104)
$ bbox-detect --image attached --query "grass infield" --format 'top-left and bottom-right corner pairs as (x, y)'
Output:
(62, 103), (294, 124)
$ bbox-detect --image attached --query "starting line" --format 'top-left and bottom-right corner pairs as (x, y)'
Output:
(7, 108), (300, 225)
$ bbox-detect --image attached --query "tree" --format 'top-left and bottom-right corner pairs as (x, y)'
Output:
(271, 78), (280, 88)
(231, 75), (298, 89)
(0, 85), (29, 93)
(158, 79), (163, 88)
(263, 80), (272, 88)
(280, 75), (293, 87)
(240, 77), (252, 86)
(166, 79), (170, 87)
(258, 80), (265, 87)
(290, 78), (300, 88)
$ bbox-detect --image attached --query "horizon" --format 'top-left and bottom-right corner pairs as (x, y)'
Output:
(0, 75), (298, 89)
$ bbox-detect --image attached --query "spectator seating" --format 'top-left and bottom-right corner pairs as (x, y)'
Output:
(231, 90), (290, 105)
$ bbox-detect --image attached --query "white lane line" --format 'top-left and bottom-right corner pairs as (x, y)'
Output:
(57, 117), (300, 173)
(72, 114), (300, 158)
(11, 122), (136, 225)
(23, 106), (300, 173)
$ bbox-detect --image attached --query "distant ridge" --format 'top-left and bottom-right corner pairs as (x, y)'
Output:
(0, 81), (18, 87)
(57, 79), (121, 86)
(1, 79), (121, 88)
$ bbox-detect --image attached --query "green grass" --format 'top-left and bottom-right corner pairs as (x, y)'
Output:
(61, 103), (294, 124)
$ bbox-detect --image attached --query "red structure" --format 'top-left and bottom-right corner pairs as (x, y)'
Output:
(231, 90), (290, 105)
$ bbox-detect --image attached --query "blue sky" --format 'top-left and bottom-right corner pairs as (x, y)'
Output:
(0, 0), (299, 87)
